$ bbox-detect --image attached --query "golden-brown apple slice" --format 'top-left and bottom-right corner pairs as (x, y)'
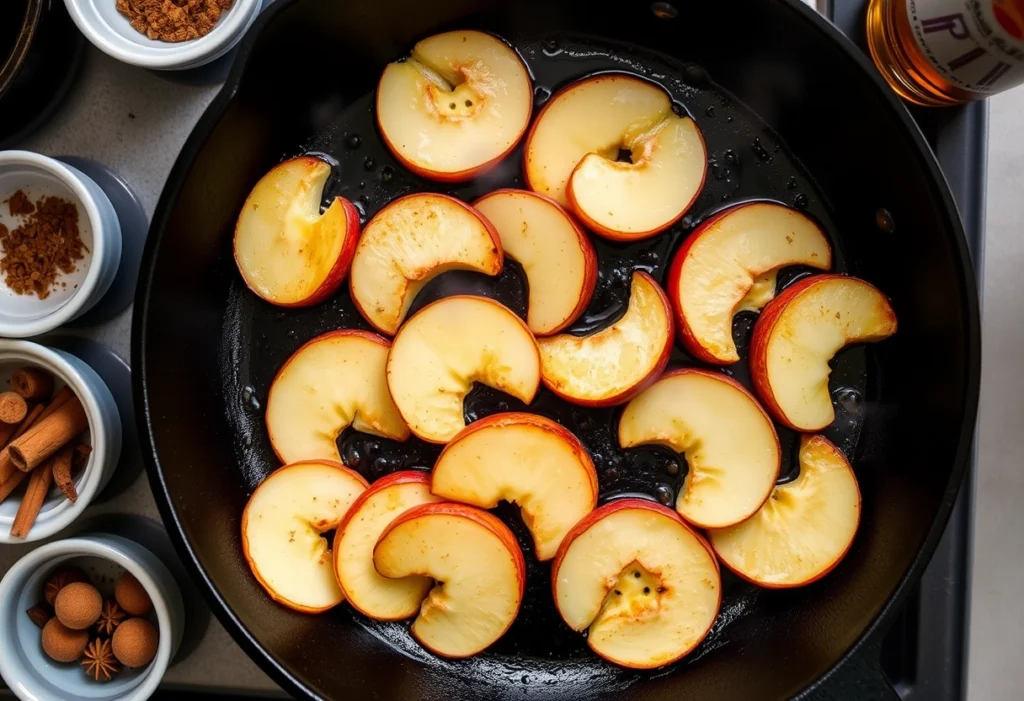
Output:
(376, 30), (532, 182)
(349, 193), (503, 335)
(473, 189), (598, 336)
(552, 499), (720, 669)
(241, 460), (368, 613)
(524, 74), (706, 240)
(618, 369), (780, 528)
(708, 435), (861, 588)
(386, 296), (540, 443)
(333, 471), (443, 620)
(537, 272), (672, 406)
(234, 156), (360, 307)
(373, 502), (526, 658)
(266, 330), (409, 465)
(750, 275), (898, 431)
(431, 412), (597, 560)
(668, 202), (833, 364)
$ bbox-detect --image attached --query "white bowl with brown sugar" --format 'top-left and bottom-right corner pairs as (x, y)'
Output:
(0, 151), (121, 338)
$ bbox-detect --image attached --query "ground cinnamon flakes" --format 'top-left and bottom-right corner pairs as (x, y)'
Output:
(0, 190), (87, 299)
(115, 0), (236, 43)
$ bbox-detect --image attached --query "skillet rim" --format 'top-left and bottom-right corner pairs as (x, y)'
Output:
(131, 0), (982, 697)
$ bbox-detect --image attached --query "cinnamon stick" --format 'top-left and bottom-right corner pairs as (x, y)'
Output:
(9, 397), (86, 472)
(11, 367), (54, 400)
(52, 443), (77, 503)
(10, 453), (58, 538)
(0, 391), (27, 424)
(0, 388), (72, 498)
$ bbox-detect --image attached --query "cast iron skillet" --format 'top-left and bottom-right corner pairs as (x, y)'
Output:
(0, 0), (84, 147)
(133, 0), (981, 698)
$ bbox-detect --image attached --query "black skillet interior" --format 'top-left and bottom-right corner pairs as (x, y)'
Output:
(135, 0), (980, 699)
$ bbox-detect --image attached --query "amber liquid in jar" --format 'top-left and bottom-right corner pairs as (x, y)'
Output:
(867, 0), (1024, 105)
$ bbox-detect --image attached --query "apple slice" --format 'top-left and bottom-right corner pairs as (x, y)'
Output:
(386, 295), (541, 443)
(524, 74), (707, 241)
(668, 202), (833, 364)
(552, 499), (720, 669)
(431, 412), (598, 560)
(333, 471), (444, 620)
(473, 189), (597, 336)
(373, 502), (526, 658)
(537, 271), (672, 406)
(618, 369), (780, 529)
(708, 435), (861, 588)
(266, 330), (409, 465)
(234, 156), (360, 307)
(376, 30), (532, 182)
(241, 460), (368, 613)
(349, 193), (503, 335)
(750, 274), (898, 431)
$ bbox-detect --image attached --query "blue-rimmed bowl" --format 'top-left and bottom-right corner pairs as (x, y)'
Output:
(0, 534), (183, 701)
(0, 151), (121, 338)
(0, 340), (121, 543)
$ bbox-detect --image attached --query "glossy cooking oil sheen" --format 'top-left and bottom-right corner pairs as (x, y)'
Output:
(220, 31), (872, 662)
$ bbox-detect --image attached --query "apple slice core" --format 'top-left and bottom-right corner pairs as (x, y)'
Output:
(669, 202), (833, 364)
(709, 435), (861, 588)
(386, 295), (541, 443)
(374, 502), (526, 658)
(618, 369), (780, 529)
(750, 275), (897, 431)
(349, 193), (503, 335)
(537, 271), (673, 406)
(234, 156), (360, 307)
(376, 30), (532, 181)
(473, 189), (597, 336)
(241, 461), (368, 613)
(431, 413), (598, 560)
(334, 471), (443, 620)
(266, 330), (409, 465)
(552, 499), (721, 669)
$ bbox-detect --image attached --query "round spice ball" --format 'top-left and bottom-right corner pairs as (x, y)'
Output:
(114, 572), (152, 616)
(41, 618), (89, 662)
(111, 617), (158, 668)
(54, 582), (102, 630)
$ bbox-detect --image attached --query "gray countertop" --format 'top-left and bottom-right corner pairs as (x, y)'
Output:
(0, 21), (1018, 701)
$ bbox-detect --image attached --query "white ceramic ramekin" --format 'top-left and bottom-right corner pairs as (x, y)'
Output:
(0, 340), (121, 544)
(0, 151), (122, 338)
(0, 534), (184, 701)
(64, 0), (263, 70)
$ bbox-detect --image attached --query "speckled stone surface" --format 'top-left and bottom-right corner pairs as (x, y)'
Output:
(0, 47), (281, 695)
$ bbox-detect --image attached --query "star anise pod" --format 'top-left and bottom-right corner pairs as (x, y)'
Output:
(95, 600), (126, 636)
(43, 566), (87, 605)
(82, 638), (121, 681)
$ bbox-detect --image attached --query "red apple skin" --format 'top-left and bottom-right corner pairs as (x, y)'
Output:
(471, 189), (599, 336)
(234, 161), (361, 308)
(375, 88), (532, 184)
(667, 206), (750, 365)
(332, 470), (432, 615)
(551, 497), (721, 666)
(711, 436), (862, 589)
(267, 329), (393, 465)
(563, 126), (708, 243)
(374, 501), (527, 609)
(241, 459), (369, 614)
(540, 272), (673, 407)
(749, 274), (896, 431)
(434, 412), (599, 504)
(348, 194), (505, 336)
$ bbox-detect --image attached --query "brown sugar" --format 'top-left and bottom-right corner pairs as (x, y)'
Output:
(0, 191), (87, 299)
(7, 190), (34, 216)
(116, 0), (236, 43)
